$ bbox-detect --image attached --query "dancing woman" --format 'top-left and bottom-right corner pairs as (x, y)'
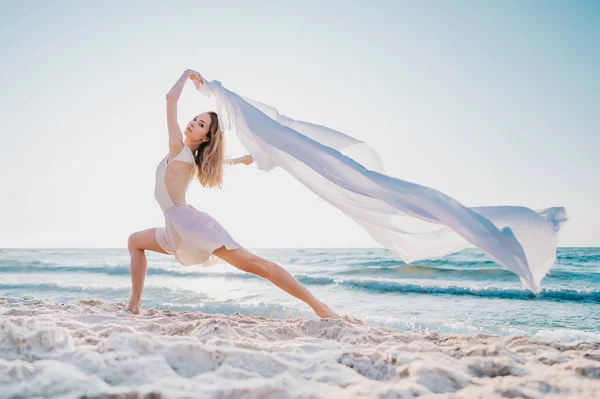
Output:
(126, 69), (339, 319)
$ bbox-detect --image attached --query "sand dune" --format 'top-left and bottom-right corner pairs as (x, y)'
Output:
(1, 296), (599, 398)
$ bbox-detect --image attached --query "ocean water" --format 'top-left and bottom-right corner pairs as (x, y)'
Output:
(1, 247), (599, 342)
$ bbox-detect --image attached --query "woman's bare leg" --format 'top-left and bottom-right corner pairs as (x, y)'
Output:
(213, 246), (340, 319)
(127, 228), (168, 314)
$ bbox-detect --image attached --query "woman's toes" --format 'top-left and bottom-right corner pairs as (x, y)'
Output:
(316, 302), (341, 319)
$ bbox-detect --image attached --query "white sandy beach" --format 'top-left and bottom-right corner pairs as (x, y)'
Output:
(1, 296), (599, 398)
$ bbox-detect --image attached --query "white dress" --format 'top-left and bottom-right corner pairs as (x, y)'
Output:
(154, 145), (241, 266)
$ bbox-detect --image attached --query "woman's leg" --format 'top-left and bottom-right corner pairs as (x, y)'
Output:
(127, 228), (168, 314)
(213, 246), (340, 319)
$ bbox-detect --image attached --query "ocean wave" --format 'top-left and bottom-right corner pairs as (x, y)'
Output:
(293, 276), (600, 303)
(533, 328), (600, 342)
(0, 263), (256, 280)
(349, 259), (406, 267)
(3, 262), (597, 285)
(557, 252), (600, 262)
(349, 251), (600, 268)
(0, 281), (156, 295)
(350, 258), (503, 268)
(336, 264), (600, 282)
(2, 263), (599, 303)
(338, 265), (515, 278)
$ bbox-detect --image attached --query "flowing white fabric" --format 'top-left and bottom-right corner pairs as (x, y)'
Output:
(193, 76), (568, 293)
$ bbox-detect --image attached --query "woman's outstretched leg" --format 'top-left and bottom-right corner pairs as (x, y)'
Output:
(213, 246), (340, 319)
(127, 228), (168, 314)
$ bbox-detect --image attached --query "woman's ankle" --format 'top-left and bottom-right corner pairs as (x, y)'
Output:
(128, 296), (141, 307)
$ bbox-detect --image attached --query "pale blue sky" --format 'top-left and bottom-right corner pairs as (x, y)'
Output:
(1, 0), (598, 248)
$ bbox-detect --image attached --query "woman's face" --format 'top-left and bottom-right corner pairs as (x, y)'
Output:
(184, 112), (211, 142)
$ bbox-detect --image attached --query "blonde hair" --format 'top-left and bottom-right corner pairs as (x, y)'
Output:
(193, 111), (225, 188)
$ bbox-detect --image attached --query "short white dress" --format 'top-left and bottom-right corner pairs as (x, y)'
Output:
(154, 145), (241, 266)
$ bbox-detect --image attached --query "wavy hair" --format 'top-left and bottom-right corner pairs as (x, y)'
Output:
(193, 111), (225, 188)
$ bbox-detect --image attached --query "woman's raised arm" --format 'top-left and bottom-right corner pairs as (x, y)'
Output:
(166, 69), (193, 101)
(165, 70), (196, 157)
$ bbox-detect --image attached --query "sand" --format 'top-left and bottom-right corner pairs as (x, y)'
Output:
(1, 296), (599, 398)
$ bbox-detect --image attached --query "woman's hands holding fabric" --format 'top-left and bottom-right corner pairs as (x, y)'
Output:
(187, 69), (205, 89)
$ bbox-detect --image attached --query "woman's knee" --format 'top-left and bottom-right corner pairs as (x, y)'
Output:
(127, 232), (143, 252)
(127, 228), (169, 255)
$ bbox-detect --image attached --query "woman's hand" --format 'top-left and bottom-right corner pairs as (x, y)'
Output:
(188, 69), (205, 90)
(239, 154), (254, 165)
(224, 155), (253, 166)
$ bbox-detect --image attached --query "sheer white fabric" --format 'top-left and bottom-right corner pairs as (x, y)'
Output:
(194, 76), (567, 293)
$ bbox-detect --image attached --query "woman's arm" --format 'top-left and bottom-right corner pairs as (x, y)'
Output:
(165, 70), (196, 158)
(225, 155), (254, 166)
(166, 69), (193, 101)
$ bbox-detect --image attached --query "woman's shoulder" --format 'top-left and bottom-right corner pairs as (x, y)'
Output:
(167, 145), (195, 165)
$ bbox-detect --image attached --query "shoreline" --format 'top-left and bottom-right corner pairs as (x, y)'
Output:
(1, 296), (599, 398)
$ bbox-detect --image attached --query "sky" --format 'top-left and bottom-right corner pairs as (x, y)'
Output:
(0, 0), (598, 248)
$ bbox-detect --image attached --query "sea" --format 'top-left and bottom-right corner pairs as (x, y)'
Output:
(1, 247), (598, 342)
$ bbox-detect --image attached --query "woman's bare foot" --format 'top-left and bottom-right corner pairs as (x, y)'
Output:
(314, 301), (341, 319)
(126, 300), (141, 315)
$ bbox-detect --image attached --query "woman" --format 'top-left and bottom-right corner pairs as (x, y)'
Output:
(126, 69), (339, 319)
